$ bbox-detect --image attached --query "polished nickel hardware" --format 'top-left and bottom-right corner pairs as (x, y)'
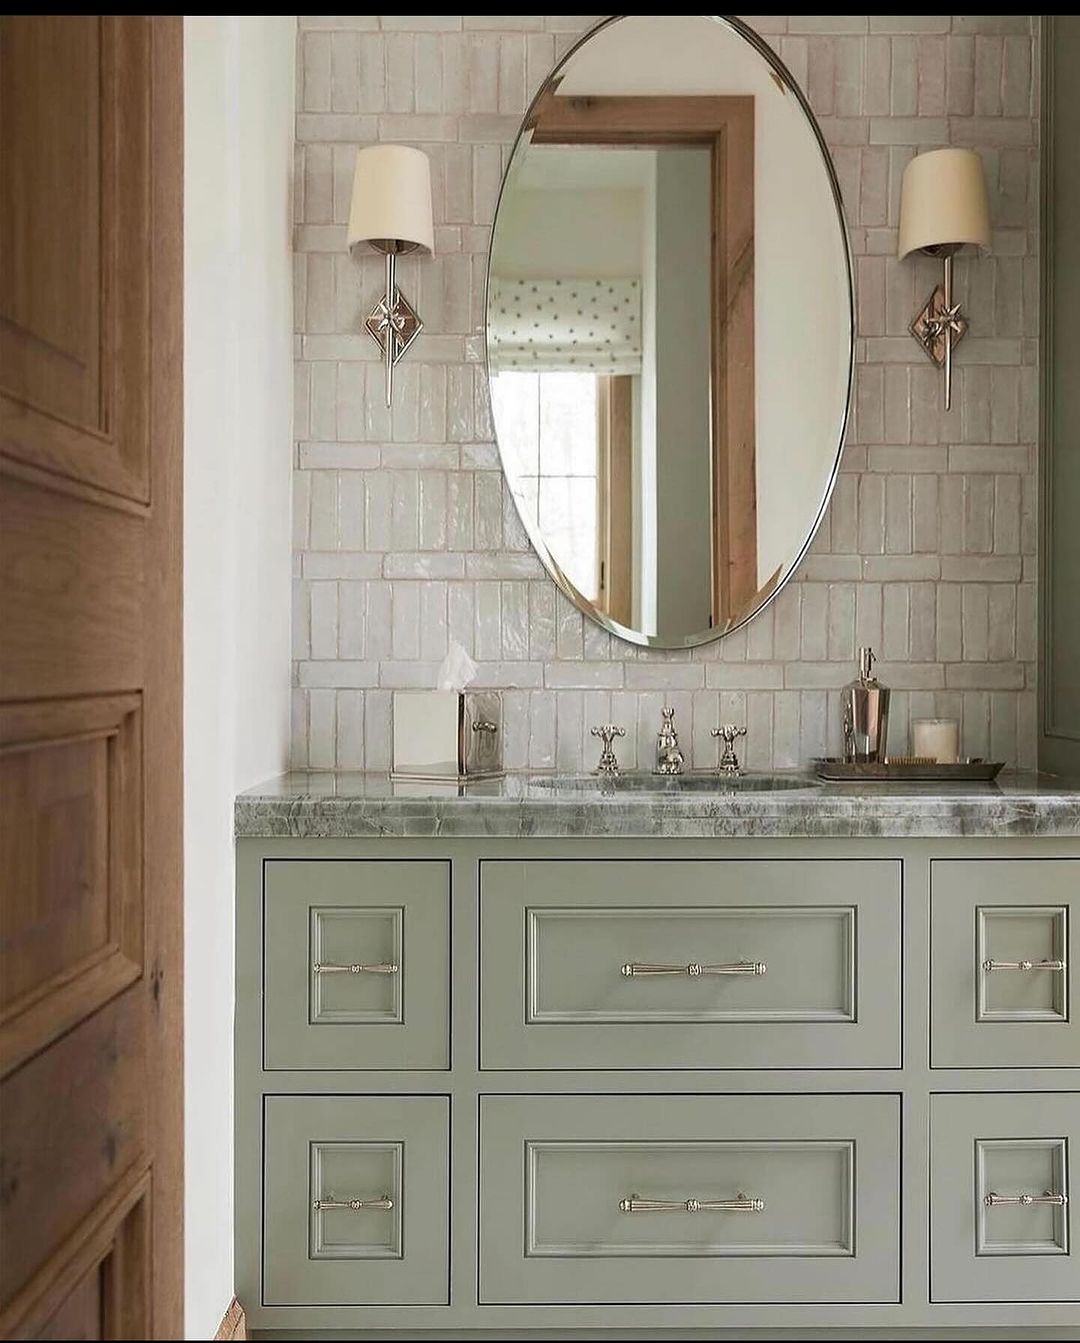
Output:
(313, 961), (400, 975)
(472, 718), (498, 734)
(619, 1193), (765, 1214)
(841, 646), (890, 764)
(711, 724), (747, 777)
(591, 724), (626, 777)
(622, 960), (767, 978)
(982, 959), (1066, 974)
(312, 1194), (394, 1212)
(984, 1190), (1068, 1209)
(654, 706), (685, 776)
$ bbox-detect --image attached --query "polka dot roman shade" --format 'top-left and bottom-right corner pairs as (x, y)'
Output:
(488, 276), (642, 374)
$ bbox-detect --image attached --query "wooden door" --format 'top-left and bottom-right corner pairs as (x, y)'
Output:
(0, 16), (183, 1339)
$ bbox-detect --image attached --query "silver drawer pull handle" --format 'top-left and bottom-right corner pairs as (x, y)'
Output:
(984, 1190), (1068, 1209)
(982, 959), (1066, 973)
(312, 1194), (394, 1212)
(472, 718), (498, 733)
(621, 960), (767, 978)
(313, 961), (399, 975)
(619, 1193), (765, 1214)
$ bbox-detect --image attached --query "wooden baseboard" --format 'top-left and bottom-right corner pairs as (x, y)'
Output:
(214, 1297), (246, 1341)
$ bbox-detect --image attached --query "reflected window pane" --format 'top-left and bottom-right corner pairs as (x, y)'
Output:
(493, 370), (600, 602)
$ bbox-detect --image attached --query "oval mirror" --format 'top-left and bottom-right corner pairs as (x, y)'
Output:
(486, 15), (854, 648)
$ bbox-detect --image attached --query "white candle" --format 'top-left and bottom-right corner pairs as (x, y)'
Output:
(912, 717), (960, 764)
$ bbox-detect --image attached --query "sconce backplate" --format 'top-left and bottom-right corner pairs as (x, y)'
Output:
(910, 283), (968, 369)
(365, 289), (423, 362)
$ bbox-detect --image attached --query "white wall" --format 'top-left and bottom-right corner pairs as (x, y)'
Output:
(183, 16), (295, 1338)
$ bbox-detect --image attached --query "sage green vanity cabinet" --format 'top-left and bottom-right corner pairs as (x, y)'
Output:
(262, 859), (449, 1070)
(930, 1092), (1079, 1303)
(930, 859), (1078, 1068)
(479, 1093), (900, 1305)
(263, 1094), (449, 1305)
(481, 858), (901, 1070)
(236, 833), (1080, 1336)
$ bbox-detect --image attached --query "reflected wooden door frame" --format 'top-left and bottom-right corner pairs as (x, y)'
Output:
(529, 91), (757, 627)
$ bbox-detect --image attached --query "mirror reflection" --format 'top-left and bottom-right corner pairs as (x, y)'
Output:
(487, 15), (853, 648)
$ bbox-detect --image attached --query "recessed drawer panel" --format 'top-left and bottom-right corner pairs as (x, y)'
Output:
(480, 860), (901, 1069)
(931, 1092), (1079, 1302)
(480, 1094), (900, 1304)
(931, 860), (1078, 1068)
(263, 1095), (449, 1305)
(263, 859), (449, 1070)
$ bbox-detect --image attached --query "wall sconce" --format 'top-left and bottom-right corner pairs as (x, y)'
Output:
(347, 144), (434, 406)
(898, 148), (991, 411)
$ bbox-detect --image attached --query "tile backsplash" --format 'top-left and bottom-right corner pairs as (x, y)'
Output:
(292, 14), (1039, 772)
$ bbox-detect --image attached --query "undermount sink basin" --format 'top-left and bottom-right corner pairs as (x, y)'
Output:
(530, 772), (817, 794)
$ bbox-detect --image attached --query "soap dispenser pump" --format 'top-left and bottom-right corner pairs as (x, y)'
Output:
(842, 647), (890, 763)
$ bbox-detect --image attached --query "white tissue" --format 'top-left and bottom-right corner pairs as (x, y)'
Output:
(436, 640), (477, 692)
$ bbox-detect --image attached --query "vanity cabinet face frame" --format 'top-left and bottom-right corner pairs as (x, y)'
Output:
(262, 858), (451, 1071)
(479, 858), (903, 1071)
(930, 859), (1079, 1069)
(930, 1091), (1079, 1303)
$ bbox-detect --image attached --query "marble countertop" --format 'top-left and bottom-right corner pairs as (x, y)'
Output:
(235, 770), (1080, 840)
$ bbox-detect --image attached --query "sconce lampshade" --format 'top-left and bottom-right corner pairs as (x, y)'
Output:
(347, 144), (434, 256)
(897, 148), (991, 259)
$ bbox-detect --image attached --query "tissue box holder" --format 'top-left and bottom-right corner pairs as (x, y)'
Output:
(391, 690), (503, 782)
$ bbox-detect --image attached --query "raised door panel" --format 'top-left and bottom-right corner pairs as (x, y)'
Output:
(479, 1093), (900, 1305)
(480, 859), (901, 1069)
(263, 860), (449, 1071)
(931, 1092), (1079, 1302)
(0, 695), (143, 1076)
(0, 16), (150, 502)
(0, 992), (147, 1308)
(263, 1095), (449, 1306)
(931, 859), (1079, 1068)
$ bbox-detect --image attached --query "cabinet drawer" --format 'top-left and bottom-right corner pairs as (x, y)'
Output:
(263, 1095), (449, 1305)
(931, 1092), (1079, 1302)
(931, 859), (1078, 1068)
(479, 1094), (899, 1305)
(480, 860), (901, 1069)
(263, 859), (449, 1070)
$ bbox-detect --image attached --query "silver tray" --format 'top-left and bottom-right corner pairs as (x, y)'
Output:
(814, 757), (1005, 783)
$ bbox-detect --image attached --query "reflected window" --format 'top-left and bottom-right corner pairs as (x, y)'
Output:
(491, 371), (600, 602)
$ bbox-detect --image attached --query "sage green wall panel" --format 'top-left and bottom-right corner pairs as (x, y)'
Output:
(479, 1093), (900, 1304)
(480, 859), (901, 1069)
(263, 1094), (450, 1305)
(1041, 15), (1080, 777)
(263, 859), (449, 1070)
(931, 860), (1079, 1068)
(930, 1092), (1080, 1302)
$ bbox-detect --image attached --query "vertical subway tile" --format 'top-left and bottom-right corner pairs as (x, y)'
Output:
(912, 473), (940, 553)
(961, 584), (989, 661)
(337, 690), (366, 768)
(420, 581), (448, 661)
(800, 584), (829, 661)
(885, 474), (913, 553)
(936, 583), (963, 662)
(882, 584), (910, 661)
(987, 585), (1016, 662)
(392, 583), (420, 659)
(308, 689), (337, 768)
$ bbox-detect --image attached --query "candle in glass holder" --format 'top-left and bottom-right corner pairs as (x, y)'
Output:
(912, 717), (960, 764)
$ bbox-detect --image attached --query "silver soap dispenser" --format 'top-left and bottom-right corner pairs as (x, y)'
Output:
(841, 646), (890, 763)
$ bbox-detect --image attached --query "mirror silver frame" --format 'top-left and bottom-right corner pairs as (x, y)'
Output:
(484, 14), (856, 650)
